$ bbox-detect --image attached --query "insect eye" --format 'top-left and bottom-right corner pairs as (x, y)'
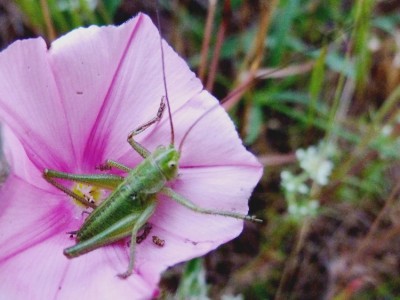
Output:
(168, 161), (176, 168)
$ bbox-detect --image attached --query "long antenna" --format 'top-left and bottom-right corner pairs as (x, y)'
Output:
(178, 102), (220, 152)
(156, 2), (175, 145)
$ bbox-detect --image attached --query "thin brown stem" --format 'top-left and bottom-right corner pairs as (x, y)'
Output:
(240, 0), (278, 137)
(352, 180), (400, 260)
(275, 220), (311, 300)
(222, 61), (314, 109)
(40, 0), (56, 41)
(244, 0), (276, 73)
(198, 0), (217, 83)
(205, 0), (231, 92)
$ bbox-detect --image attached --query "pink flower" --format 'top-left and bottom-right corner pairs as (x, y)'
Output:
(0, 14), (262, 299)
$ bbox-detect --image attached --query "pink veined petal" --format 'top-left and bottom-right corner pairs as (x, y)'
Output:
(176, 91), (261, 168)
(57, 241), (157, 300)
(0, 38), (74, 172)
(0, 175), (71, 263)
(132, 224), (215, 286)
(86, 14), (203, 167)
(0, 227), (157, 300)
(47, 15), (142, 171)
(49, 18), (140, 172)
(131, 164), (263, 284)
(0, 176), (157, 299)
(49, 13), (203, 170)
(152, 165), (262, 242)
(2, 125), (51, 189)
(129, 89), (261, 169)
(0, 12), (263, 299)
(0, 13), (203, 174)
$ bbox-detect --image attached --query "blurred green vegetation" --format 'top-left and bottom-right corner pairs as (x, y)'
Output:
(15, 0), (121, 34)
(3, 0), (400, 299)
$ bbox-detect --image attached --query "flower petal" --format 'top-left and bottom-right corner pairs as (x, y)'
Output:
(177, 92), (261, 168)
(58, 239), (157, 299)
(2, 125), (50, 189)
(132, 164), (263, 280)
(128, 89), (261, 169)
(49, 14), (203, 170)
(47, 15), (142, 170)
(0, 175), (71, 261)
(0, 12), (263, 298)
(0, 176), (157, 299)
(86, 14), (203, 166)
(0, 38), (74, 171)
(154, 165), (261, 240)
(0, 229), (157, 300)
(0, 14), (203, 173)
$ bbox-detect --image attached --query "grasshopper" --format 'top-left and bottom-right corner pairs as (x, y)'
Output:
(43, 13), (261, 279)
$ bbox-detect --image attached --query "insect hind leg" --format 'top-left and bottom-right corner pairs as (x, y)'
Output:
(118, 201), (157, 279)
(43, 169), (125, 208)
(161, 187), (262, 223)
(43, 172), (96, 209)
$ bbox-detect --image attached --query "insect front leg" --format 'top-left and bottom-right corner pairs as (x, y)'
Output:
(100, 159), (132, 173)
(161, 187), (262, 223)
(118, 200), (157, 279)
(127, 96), (166, 158)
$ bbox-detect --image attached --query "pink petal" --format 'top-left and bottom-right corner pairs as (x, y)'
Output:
(0, 38), (74, 171)
(0, 14), (203, 174)
(0, 176), (156, 299)
(154, 165), (261, 241)
(0, 228), (156, 299)
(47, 15), (142, 170)
(132, 164), (262, 282)
(0, 175), (71, 262)
(2, 126), (49, 189)
(127, 89), (261, 169)
(0, 12), (263, 298)
(49, 13), (203, 170)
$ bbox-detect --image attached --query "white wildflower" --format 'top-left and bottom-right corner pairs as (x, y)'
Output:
(221, 294), (244, 300)
(298, 183), (309, 194)
(309, 200), (319, 210)
(296, 144), (334, 186)
(280, 170), (309, 194)
(381, 125), (393, 137)
(288, 203), (298, 215)
(368, 36), (381, 52)
(287, 199), (319, 219)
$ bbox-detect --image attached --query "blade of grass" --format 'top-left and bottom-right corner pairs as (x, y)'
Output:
(198, 0), (217, 83)
(353, 0), (374, 93)
(307, 46), (327, 127)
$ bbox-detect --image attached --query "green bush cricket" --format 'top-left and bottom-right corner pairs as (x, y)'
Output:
(43, 13), (262, 279)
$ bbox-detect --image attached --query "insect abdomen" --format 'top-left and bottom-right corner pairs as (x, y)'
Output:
(77, 187), (143, 241)
(77, 155), (167, 241)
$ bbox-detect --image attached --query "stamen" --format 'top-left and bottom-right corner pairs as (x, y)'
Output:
(71, 183), (102, 208)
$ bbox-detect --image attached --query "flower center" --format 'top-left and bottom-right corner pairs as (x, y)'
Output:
(71, 183), (103, 208)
